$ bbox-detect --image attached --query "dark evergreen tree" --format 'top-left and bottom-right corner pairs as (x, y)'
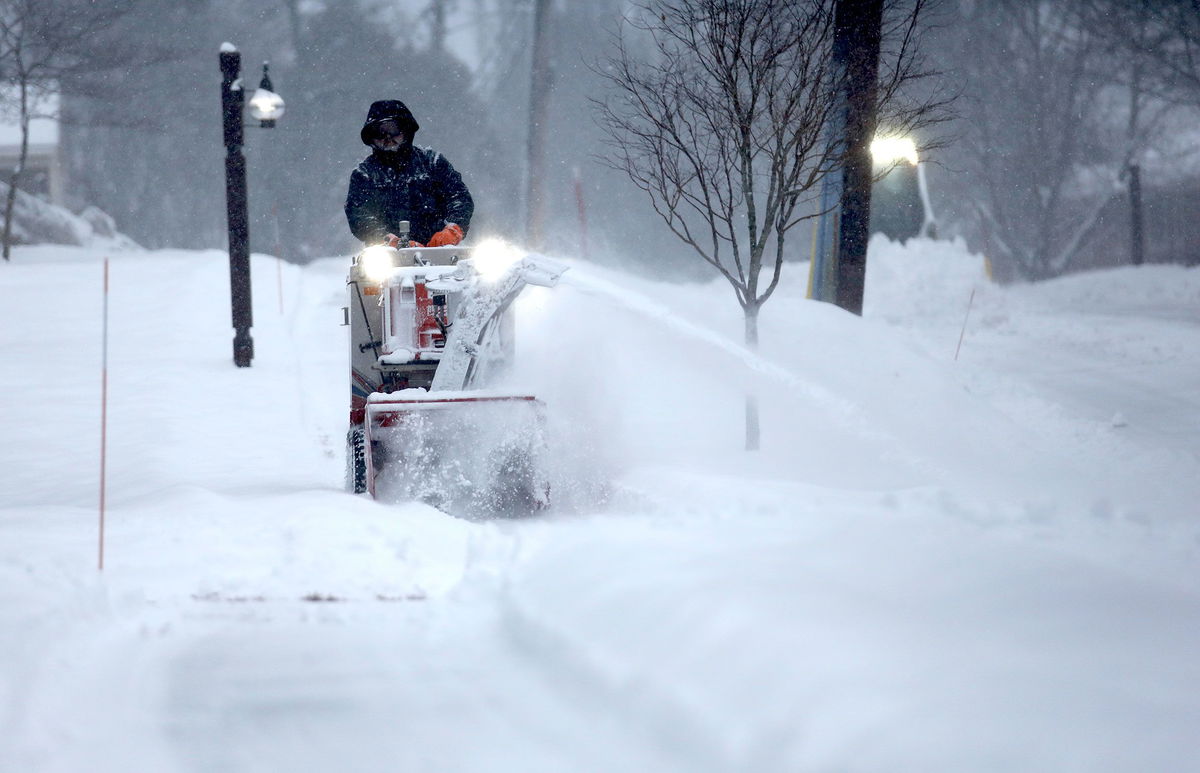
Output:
(62, 0), (501, 260)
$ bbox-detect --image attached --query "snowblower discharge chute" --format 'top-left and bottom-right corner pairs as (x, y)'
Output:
(345, 229), (565, 513)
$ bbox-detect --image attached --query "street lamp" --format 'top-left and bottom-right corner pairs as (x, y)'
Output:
(219, 43), (285, 368)
(248, 63), (285, 128)
(869, 133), (936, 242)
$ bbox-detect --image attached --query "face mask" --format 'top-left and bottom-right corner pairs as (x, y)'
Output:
(372, 143), (411, 166)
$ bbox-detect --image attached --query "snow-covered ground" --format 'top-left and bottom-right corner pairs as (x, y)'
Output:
(1, 237), (1197, 772)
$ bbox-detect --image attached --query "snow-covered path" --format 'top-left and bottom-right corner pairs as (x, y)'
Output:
(2, 241), (1199, 772)
(5, 506), (689, 773)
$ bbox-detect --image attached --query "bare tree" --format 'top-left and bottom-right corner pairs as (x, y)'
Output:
(1074, 1), (1200, 146)
(596, 0), (947, 447)
(952, 0), (1182, 281)
(525, 0), (553, 248)
(0, 0), (139, 259)
(1133, 0), (1200, 105)
(1073, 0), (1195, 267)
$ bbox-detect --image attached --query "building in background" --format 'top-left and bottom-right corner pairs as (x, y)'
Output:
(0, 90), (64, 206)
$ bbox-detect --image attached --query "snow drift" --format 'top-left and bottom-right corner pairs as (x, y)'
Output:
(1, 236), (1197, 772)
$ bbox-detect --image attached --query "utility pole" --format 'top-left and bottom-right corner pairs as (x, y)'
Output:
(832, 0), (883, 315)
(809, 0), (883, 313)
(220, 45), (254, 367)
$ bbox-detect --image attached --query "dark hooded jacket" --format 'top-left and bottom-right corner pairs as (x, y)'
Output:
(345, 100), (474, 245)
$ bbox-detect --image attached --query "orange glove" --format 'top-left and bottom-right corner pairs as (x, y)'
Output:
(384, 233), (425, 248)
(427, 223), (464, 247)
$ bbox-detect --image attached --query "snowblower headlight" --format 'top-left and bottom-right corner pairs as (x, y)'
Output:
(471, 239), (524, 283)
(359, 245), (398, 282)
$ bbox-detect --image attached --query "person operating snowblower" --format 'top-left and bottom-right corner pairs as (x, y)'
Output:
(342, 98), (565, 512)
(345, 99), (473, 248)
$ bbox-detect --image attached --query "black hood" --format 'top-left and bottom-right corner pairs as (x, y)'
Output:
(360, 100), (420, 145)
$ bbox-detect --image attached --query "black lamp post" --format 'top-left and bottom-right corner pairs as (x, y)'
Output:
(218, 43), (285, 367)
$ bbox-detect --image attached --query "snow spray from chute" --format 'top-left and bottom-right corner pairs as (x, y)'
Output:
(540, 255), (934, 476)
(549, 260), (863, 421)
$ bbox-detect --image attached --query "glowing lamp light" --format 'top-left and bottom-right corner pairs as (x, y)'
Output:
(359, 245), (398, 282)
(471, 239), (524, 283)
(248, 88), (285, 122)
(248, 63), (285, 127)
(871, 135), (919, 166)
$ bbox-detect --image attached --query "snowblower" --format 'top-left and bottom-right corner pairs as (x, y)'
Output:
(344, 223), (566, 514)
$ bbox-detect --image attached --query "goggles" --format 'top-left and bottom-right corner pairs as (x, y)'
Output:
(369, 119), (405, 142)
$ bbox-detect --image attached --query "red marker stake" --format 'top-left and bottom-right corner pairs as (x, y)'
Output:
(99, 257), (109, 571)
(955, 287), (975, 362)
(273, 203), (284, 315)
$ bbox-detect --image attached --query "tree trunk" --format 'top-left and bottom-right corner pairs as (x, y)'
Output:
(525, 0), (552, 249)
(1127, 46), (1146, 267)
(3, 81), (30, 261)
(744, 304), (760, 451)
(282, 0), (303, 54)
(430, 0), (448, 54)
(2, 174), (17, 260)
(1129, 163), (1145, 266)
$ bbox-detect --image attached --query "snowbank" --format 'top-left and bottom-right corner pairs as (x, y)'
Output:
(1, 237), (1197, 772)
(0, 183), (139, 251)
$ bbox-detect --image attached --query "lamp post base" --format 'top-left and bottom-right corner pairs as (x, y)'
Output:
(233, 330), (254, 368)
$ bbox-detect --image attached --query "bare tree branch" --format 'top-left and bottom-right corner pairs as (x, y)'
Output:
(596, 0), (947, 318)
(0, 0), (148, 258)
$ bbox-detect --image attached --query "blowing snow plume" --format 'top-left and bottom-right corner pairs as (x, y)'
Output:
(370, 395), (549, 519)
(506, 256), (938, 492)
(506, 248), (1095, 503)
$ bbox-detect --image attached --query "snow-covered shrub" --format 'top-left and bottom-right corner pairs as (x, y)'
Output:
(1, 182), (140, 251)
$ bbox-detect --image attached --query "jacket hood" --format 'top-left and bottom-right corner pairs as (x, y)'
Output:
(360, 100), (420, 145)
